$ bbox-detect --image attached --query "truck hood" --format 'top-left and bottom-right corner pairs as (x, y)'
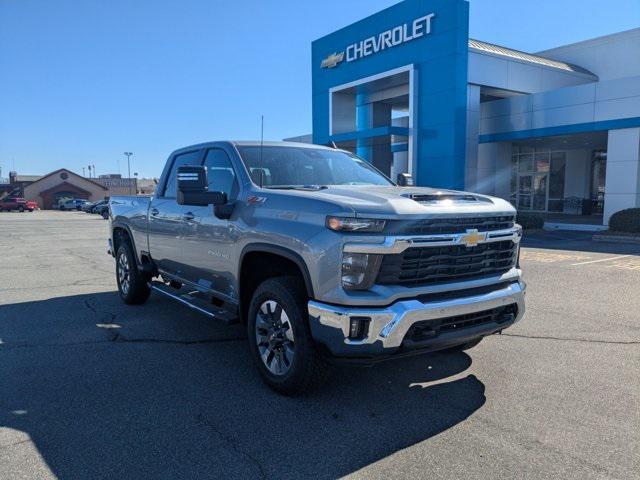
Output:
(277, 185), (516, 218)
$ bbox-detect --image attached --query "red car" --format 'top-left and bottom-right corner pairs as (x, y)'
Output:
(0, 197), (36, 212)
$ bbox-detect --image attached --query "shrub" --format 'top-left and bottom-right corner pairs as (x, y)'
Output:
(609, 208), (640, 233)
(516, 212), (544, 230)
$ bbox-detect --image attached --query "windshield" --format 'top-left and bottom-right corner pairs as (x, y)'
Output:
(237, 146), (393, 188)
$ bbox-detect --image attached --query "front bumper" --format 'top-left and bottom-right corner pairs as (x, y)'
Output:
(308, 280), (526, 360)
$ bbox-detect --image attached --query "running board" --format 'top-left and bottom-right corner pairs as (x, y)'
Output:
(149, 282), (239, 325)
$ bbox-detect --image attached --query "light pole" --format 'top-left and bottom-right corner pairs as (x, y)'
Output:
(124, 152), (133, 195)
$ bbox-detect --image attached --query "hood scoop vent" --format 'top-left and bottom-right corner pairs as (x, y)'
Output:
(405, 193), (492, 204)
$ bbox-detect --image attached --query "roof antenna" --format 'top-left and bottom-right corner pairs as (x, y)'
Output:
(259, 115), (264, 188)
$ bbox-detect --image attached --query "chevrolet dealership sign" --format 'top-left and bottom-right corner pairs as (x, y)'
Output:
(321, 13), (435, 68)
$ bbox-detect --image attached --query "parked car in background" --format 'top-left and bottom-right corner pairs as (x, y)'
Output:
(83, 199), (107, 213)
(25, 200), (38, 211)
(94, 202), (110, 219)
(82, 201), (97, 212)
(0, 197), (35, 212)
(60, 199), (91, 211)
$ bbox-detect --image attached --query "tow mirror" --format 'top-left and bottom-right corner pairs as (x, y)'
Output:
(397, 173), (414, 187)
(176, 166), (227, 206)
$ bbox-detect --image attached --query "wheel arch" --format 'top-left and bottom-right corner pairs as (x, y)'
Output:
(111, 222), (141, 265)
(240, 243), (314, 297)
(238, 244), (314, 323)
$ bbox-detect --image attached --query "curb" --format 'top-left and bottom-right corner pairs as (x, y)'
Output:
(592, 234), (640, 245)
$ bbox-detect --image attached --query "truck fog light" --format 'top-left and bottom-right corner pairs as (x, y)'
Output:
(349, 317), (370, 340)
(342, 253), (382, 290)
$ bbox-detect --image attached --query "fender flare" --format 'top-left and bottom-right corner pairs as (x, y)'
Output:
(111, 221), (142, 267)
(239, 243), (315, 299)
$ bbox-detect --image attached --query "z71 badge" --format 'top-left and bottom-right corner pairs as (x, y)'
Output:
(247, 195), (267, 206)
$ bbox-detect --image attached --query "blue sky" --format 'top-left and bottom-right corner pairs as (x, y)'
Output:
(1, 0), (639, 178)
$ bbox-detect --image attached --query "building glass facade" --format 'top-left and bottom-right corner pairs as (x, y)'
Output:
(295, 0), (640, 227)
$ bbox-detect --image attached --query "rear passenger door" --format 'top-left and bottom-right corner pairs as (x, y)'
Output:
(147, 149), (204, 277)
(179, 147), (240, 301)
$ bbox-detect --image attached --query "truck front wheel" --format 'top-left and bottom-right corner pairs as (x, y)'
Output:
(115, 242), (150, 305)
(247, 276), (329, 395)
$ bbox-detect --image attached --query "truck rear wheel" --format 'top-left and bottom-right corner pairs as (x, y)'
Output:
(247, 276), (329, 395)
(115, 242), (150, 305)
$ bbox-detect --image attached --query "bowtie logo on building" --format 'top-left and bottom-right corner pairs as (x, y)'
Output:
(321, 52), (345, 69)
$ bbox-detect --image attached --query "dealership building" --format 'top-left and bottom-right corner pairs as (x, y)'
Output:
(296, 0), (640, 227)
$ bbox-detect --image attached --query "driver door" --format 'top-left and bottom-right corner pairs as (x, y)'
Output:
(147, 149), (204, 278)
(179, 147), (240, 301)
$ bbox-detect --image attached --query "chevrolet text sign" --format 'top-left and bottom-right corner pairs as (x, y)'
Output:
(321, 13), (435, 68)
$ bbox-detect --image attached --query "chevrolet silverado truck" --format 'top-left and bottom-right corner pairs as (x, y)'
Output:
(108, 141), (525, 394)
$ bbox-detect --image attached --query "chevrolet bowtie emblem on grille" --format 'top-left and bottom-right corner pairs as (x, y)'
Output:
(321, 52), (345, 68)
(459, 229), (487, 248)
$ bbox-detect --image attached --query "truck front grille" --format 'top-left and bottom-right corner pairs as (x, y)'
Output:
(386, 215), (515, 235)
(376, 240), (517, 287)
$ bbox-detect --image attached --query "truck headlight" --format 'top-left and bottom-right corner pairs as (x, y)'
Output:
(342, 253), (382, 290)
(326, 216), (386, 233)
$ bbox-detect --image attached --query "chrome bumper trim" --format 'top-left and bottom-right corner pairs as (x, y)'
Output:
(343, 227), (522, 255)
(308, 281), (526, 350)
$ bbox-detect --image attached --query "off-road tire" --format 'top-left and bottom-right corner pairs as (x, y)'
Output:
(247, 276), (329, 395)
(115, 242), (151, 305)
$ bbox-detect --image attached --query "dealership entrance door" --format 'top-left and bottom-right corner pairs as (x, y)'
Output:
(327, 66), (415, 182)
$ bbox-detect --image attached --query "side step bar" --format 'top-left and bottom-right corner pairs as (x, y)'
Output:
(149, 282), (239, 325)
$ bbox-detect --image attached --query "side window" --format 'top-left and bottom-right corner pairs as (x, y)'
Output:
(203, 148), (238, 198)
(163, 150), (202, 198)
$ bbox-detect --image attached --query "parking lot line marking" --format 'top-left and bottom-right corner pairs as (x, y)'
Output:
(571, 255), (632, 266)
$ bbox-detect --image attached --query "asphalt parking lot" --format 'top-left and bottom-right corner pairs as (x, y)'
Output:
(1, 211), (638, 480)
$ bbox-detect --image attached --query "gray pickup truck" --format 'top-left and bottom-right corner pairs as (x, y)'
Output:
(108, 141), (525, 394)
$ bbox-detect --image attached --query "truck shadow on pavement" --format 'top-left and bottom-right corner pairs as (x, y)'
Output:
(0, 291), (485, 479)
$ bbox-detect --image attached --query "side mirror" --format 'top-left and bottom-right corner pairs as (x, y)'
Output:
(397, 173), (414, 187)
(177, 166), (227, 206)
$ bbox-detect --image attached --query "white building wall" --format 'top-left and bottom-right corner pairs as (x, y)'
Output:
(468, 51), (595, 94)
(603, 128), (640, 224)
(493, 144), (512, 200)
(480, 75), (640, 136)
(475, 142), (511, 197)
(465, 84), (481, 191)
(538, 28), (640, 81)
(564, 149), (591, 199)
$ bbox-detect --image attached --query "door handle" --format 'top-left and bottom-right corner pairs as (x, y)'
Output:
(183, 212), (195, 221)
(150, 208), (159, 216)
